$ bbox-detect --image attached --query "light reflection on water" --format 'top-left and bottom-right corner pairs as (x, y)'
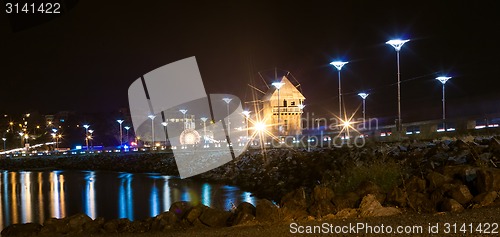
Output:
(0, 170), (256, 230)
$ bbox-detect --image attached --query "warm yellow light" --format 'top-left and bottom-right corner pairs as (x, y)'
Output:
(254, 122), (266, 131)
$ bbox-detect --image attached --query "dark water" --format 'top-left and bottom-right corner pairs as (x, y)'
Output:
(0, 170), (256, 230)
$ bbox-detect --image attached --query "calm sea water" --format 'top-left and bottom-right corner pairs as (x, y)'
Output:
(0, 170), (256, 230)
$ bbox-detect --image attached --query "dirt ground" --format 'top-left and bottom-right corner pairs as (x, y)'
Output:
(95, 205), (500, 237)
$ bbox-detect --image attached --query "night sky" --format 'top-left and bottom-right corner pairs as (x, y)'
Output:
(1, 1), (499, 123)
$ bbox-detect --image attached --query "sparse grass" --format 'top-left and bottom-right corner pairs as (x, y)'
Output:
(333, 161), (403, 194)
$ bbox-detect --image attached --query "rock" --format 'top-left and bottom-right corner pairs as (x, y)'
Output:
(1, 223), (42, 237)
(82, 217), (105, 234)
(235, 202), (256, 216)
(472, 191), (498, 208)
(359, 194), (401, 217)
(443, 165), (478, 183)
(475, 168), (500, 193)
(169, 201), (193, 220)
(356, 180), (385, 203)
(310, 186), (334, 202)
(40, 217), (70, 234)
(185, 204), (208, 223)
(308, 200), (336, 218)
(103, 218), (132, 233)
(255, 199), (280, 223)
(280, 187), (309, 220)
(404, 176), (426, 193)
(448, 184), (473, 205)
(427, 171), (453, 190)
(67, 213), (92, 231)
(334, 208), (358, 219)
(151, 211), (178, 231)
(231, 211), (256, 226)
(440, 199), (464, 212)
(332, 192), (360, 211)
(407, 192), (435, 213)
(387, 187), (408, 207)
(198, 207), (232, 227)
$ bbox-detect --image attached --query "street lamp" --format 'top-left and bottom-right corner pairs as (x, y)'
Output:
(271, 82), (285, 138)
(161, 122), (168, 146)
(329, 61), (348, 119)
(179, 109), (188, 130)
(88, 130), (93, 150)
(19, 132), (24, 146)
(200, 117), (208, 143)
(222, 98), (232, 137)
(148, 115), (156, 148)
(124, 126), (130, 145)
(83, 124), (90, 150)
(116, 120), (124, 147)
(436, 76), (452, 131)
(386, 39), (410, 132)
(242, 110), (251, 139)
(358, 93), (369, 123)
(2, 138), (6, 151)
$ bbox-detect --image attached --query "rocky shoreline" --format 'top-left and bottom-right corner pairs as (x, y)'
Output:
(1, 135), (500, 236)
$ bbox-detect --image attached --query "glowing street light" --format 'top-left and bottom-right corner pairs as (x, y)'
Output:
(83, 124), (90, 150)
(2, 137), (6, 151)
(222, 98), (232, 137)
(179, 109), (188, 130)
(330, 61), (348, 119)
(436, 76), (452, 131)
(86, 130), (93, 150)
(161, 122), (168, 146)
(124, 126), (130, 145)
(242, 110), (251, 138)
(19, 132), (24, 146)
(200, 117), (208, 143)
(386, 39), (409, 132)
(116, 120), (124, 147)
(358, 93), (369, 123)
(148, 115), (156, 148)
(271, 82), (285, 138)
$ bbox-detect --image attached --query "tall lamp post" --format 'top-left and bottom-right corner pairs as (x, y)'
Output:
(179, 109), (188, 130)
(386, 39), (409, 132)
(436, 76), (452, 131)
(116, 120), (124, 147)
(88, 130), (93, 150)
(357, 93), (369, 124)
(148, 115), (156, 148)
(222, 98), (232, 138)
(83, 124), (90, 150)
(271, 82), (285, 139)
(124, 126), (130, 145)
(329, 61), (348, 119)
(2, 137), (6, 151)
(242, 110), (251, 139)
(161, 122), (168, 147)
(200, 117), (208, 143)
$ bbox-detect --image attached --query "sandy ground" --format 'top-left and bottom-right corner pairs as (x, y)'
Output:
(91, 205), (500, 237)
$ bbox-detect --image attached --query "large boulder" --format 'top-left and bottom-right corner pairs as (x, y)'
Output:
(1, 223), (42, 237)
(307, 186), (335, 218)
(199, 207), (232, 227)
(332, 192), (360, 211)
(472, 191), (498, 208)
(255, 199), (280, 223)
(404, 176), (426, 193)
(151, 211), (179, 231)
(447, 184), (473, 205)
(440, 199), (464, 212)
(280, 187), (309, 220)
(169, 201), (193, 220)
(231, 203), (256, 226)
(185, 204), (208, 224)
(427, 171), (453, 190)
(475, 168), (500, 193)
(358, 194), (401, 218)
(387, 187), (408, 207)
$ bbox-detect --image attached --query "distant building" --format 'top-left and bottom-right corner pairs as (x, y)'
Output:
(261, 76), (305, 137)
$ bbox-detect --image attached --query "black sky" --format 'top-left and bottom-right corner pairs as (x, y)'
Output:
(1, 0), (499, 123)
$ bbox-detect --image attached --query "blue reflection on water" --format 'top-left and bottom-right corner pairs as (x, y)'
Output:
(201, 183), (211, 207)
(84, 171), (96, 219)
(150, 182), (159, 217)
(118, 173), (133, 220)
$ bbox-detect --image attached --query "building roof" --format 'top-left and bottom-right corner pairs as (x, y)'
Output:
(261, 76), (306, 101)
